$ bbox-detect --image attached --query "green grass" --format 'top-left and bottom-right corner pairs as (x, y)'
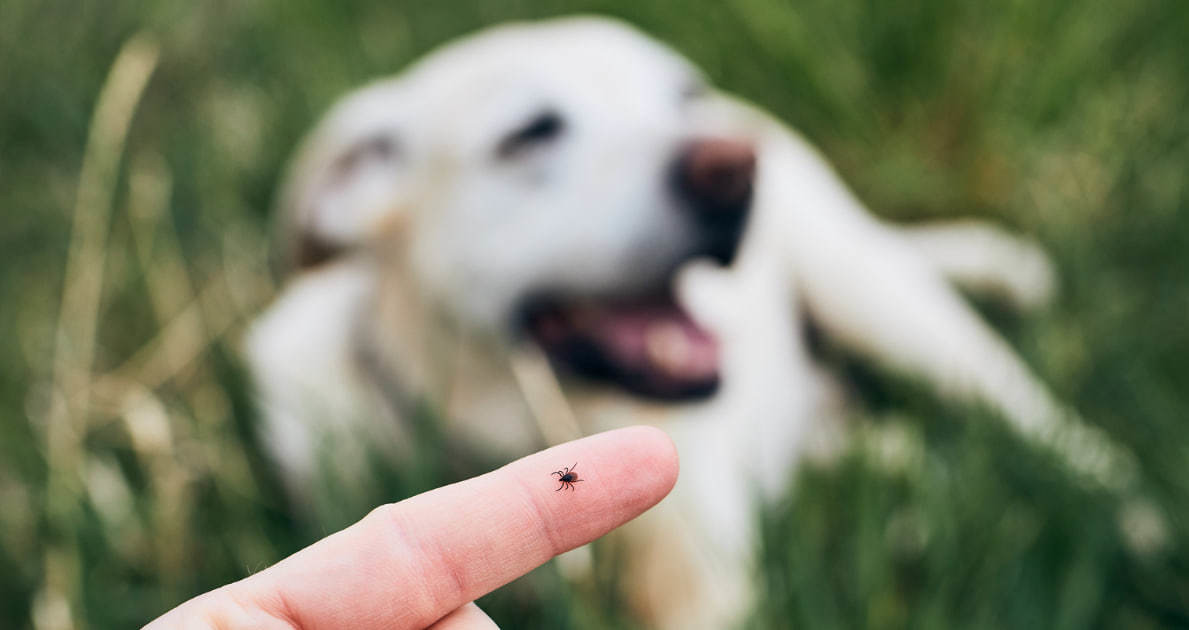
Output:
(3, 0), (1188, 628)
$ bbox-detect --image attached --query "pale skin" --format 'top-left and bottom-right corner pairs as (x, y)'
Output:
(143, 426), (679, 629)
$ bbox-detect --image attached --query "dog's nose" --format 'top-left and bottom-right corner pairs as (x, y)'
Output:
(674, 138), (756, 215)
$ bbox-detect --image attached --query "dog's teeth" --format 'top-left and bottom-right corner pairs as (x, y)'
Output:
(645, 321), (692, 374)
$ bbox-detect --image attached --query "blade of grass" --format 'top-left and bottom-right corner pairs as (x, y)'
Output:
(40, 34), (158, 630)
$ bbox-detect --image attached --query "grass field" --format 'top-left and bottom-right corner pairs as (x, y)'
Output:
(2, 1), (1188, 628)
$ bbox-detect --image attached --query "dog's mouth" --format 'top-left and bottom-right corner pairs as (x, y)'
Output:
(521, 291), (719, 400)
(513, 136), (758, 400)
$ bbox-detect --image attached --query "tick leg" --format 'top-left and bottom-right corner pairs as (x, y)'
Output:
(570, 462), (578, 472)
(556, 484), (563, 491)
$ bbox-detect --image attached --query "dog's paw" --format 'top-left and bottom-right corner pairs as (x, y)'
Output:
(900, 220), (1058, 311)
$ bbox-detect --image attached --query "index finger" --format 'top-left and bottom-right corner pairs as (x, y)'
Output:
(250, 425), (677, 629)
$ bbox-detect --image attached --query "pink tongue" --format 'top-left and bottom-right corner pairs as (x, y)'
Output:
(575, 302), (719, 382)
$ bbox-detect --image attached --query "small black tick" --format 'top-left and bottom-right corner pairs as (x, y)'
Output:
(552, 462), (583, 491)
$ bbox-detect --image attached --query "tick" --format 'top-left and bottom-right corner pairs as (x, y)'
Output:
(552, 462), (583, 491)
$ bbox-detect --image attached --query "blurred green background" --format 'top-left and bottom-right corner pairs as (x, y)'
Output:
(3, 0), (1188, 628)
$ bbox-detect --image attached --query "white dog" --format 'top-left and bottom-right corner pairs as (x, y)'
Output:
(246, 16), (1135, 628)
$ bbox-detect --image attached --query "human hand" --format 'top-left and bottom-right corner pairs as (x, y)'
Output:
(143, 426), (679, 629)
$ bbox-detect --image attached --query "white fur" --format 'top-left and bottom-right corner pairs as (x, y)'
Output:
(245, 17), (1136, 629)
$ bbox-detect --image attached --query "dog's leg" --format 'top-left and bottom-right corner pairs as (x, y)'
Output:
(897, 220), (1056, 312)
(626, 241), (828, 630)
(753, 126), (1137, 489)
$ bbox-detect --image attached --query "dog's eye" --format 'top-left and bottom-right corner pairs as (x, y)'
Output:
(496, 110), (565, 159)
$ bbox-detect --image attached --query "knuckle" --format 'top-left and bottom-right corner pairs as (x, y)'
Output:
(364, 501), (455, 625)
(516, 475), (565, 556)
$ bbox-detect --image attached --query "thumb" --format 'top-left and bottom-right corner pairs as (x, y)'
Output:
(427, 602), (498, 629)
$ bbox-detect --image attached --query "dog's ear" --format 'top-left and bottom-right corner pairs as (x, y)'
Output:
(276, 82), (409, 270)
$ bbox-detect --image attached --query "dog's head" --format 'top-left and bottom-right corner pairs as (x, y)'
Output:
(279, 17), (756, 400)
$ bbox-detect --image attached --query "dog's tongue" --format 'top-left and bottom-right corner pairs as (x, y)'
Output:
(579, 302), (719, 379)
(528, 297), (720, 398)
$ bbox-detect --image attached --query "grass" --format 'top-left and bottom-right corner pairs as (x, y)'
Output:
(2, 0), (1188, 628)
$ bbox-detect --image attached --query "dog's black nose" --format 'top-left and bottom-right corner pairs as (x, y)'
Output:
(672, 138), (754, 264)
(674, 138), (756, 216)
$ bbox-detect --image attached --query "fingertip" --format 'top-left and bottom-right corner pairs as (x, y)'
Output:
(600, 425), (679, 509)
(630, 425), (680, 495)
